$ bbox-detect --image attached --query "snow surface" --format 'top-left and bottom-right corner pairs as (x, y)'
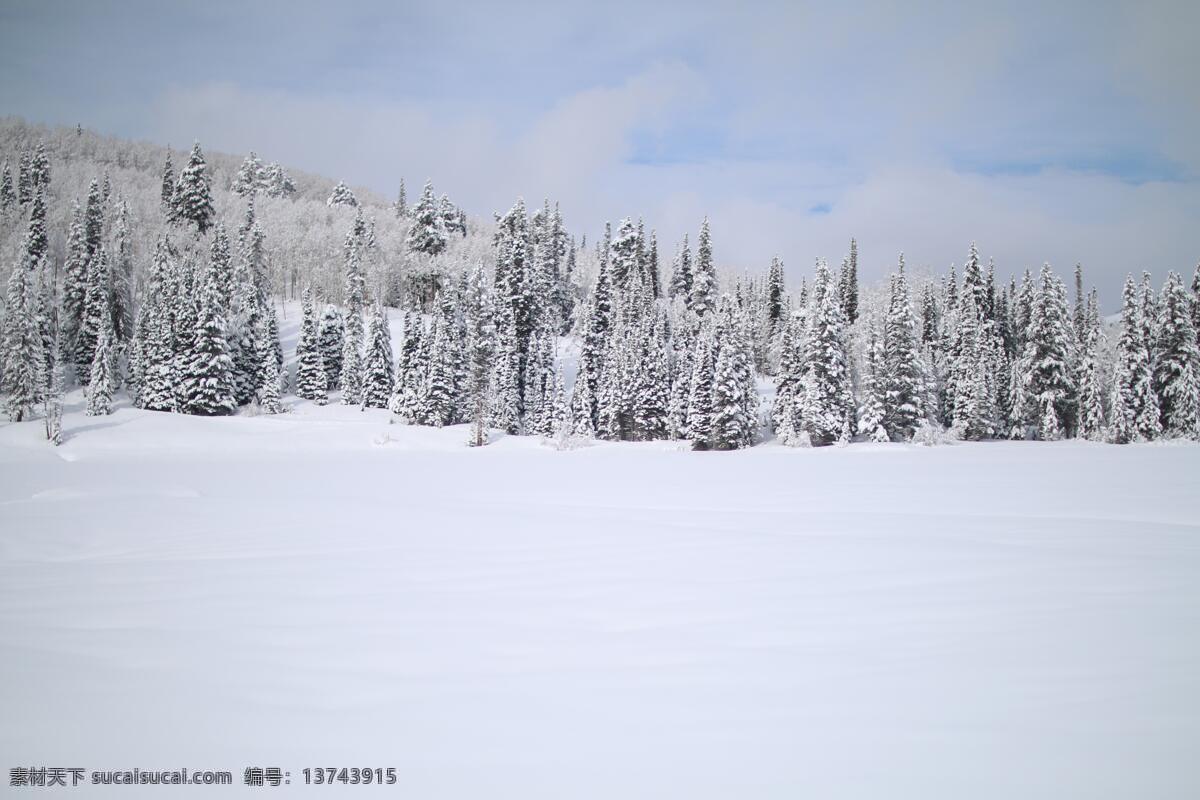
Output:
(2, 399), (1199, 798)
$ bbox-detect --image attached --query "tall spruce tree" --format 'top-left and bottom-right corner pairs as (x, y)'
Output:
(181, 250), (237, 416)
(1110, 275), (1156, 443)
(1076, 289), (1107, 440)
(1153, 272), (1200, 438)
(882, 256), (923, 440)
(171, 143), (214, 236)
(2, 248), (43, 421)
(295, 287), (328, 404)
(406, 180), (447, 256)
(801, 260), (854, 445)
(690, 218), (716, 316)
(361, 305), (394, 410)
(85, 320), (116, 416)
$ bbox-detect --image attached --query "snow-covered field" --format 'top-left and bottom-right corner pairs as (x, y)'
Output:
(2, 400), (1199, 798)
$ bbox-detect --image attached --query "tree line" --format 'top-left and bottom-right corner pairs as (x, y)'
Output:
(2, 131), (1198, 449)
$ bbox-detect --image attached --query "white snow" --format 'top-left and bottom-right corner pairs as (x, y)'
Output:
(2, 401), (1199, 798)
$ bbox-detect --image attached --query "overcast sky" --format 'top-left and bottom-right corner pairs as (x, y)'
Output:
(2, 0), (1197, 302)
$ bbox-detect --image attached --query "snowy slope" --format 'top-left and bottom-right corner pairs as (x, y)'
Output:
(1, 404), (1199, 799)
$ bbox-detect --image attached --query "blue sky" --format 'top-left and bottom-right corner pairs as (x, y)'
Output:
(2, 0), (1197, 301)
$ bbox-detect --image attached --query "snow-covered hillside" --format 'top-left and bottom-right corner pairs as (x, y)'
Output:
(2, 406), (1198, 798)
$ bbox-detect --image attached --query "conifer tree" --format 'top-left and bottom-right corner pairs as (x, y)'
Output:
(171, 143), (214, 235)
(1110, 275), (1156, 443)
(232, 152), (267, 196)
(394, 179), (408, 218)
(327, 180), (358, 207)
(340, 215), (368, 405)
(1077, 290), (1107, 440)
(407, 180), (448, 256)
(26, 184), (48, 264)
(76, 249), (113, 379)
(85, 321), (116, 416)
(259, 346), (285, 415)
(487, 320), (521, 434)
(2, 249), (42, 421)
(669, 234), (693, 302)
(858, 325), (890, 442)
(846, 238), (860, 323)
(16, 150), (32, 205)
(0, 160), (14, 209)
(263, 162), (295, 197)
(181, 251), (237, 416)
(462, 263), (494, 446)
(295, 288), (328, 404)
(418, 316), (458, 425)
(1153, 272), (1200, 438)
(690, 218), (716, 316)
(686, 323), (717, 448)
(160, 150), (175, 210)
(360, 305), (394, 410)
(708, 300), (757, 450)
(882, 256), (923, 440)
(801, 260), (854, 445)
(110, 201), (135, 342)
(30, 142), (50, 192)
(317, 304), (345, 389)
(134, 239), (182, 412)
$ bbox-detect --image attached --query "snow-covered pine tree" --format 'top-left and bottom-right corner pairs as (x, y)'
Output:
(2, 248), (43, 421)
(633, 314), (671, 440)
(406, 180), (447, 256)
(133, 239), (180, 412)
(76, 249), (113, 379)
(225, 203), (270, 405)
(438, 194), (462, 236)
(0, 160), (15, 209)
(858, 325), (890, 442)
(1076, 289), (1107, 440)
(461, 263), (494, 446)
(389, 312), (422, 420)
(669, 234), (693, 303)
(686, 322), (717, 448)
(340, 215), (368, 405)
(295, 287), (328, 404)
(418, 316), (458, 426)
(882, 256), (923, 440)
(263, 162), (295, 198)
(85, 319), (116, 416)
(801, 259), (854, 446)
(326, 180), (358, 207)
(690, 218), (716, 316)
(259, 345), (285, 414)
(845, 238), (860, 323)
(160, 149), (175, 210)
(110, 200), (135, 343)
(361, 304), (394, 410)
(16, 150), (31, 205)
(231, 152), (267, 196)
(1110, 275), (1157, 443)
(30, 142), (50, 192)
(1153, 271), (1200, 438)
(171, 142), (214, 236)
(317, 304), (345, 389)
(393, 179), (408, 219)
(181, 247), (237, 416)
(1022, 265), (1077, 439)
(708, 298), (757, 450)
(487, 317), (521, 434)
(961, 242), (987, 320)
